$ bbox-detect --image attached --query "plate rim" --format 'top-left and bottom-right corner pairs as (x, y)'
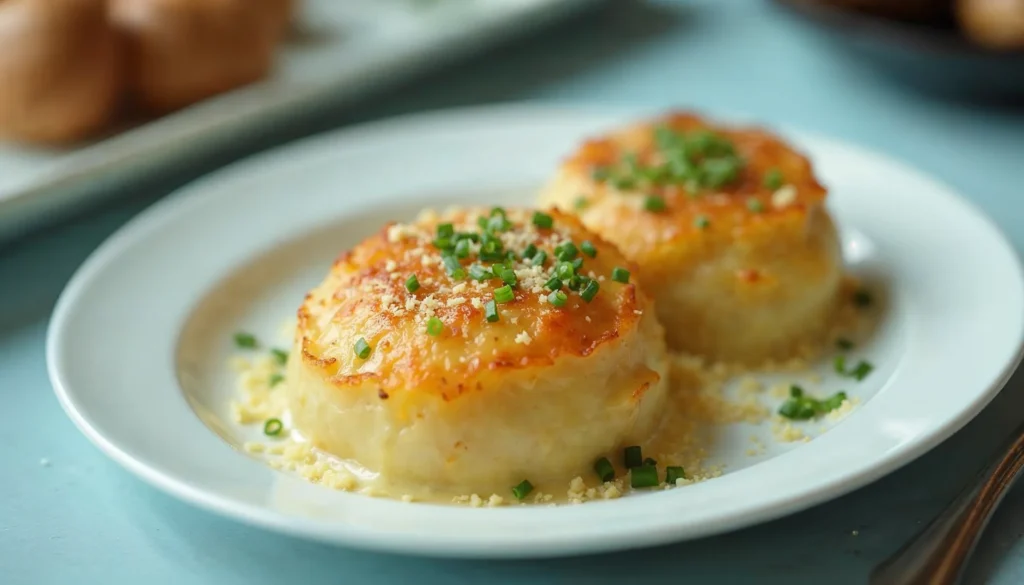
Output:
(46, 103), (1024, 558)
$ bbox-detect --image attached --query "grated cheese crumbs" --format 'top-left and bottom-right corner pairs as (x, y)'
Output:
(514, 331), (533, 345)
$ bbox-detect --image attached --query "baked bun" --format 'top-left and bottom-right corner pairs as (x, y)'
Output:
(0, 0), (121, 144)
(540, 112), (843, 364)
(286, 206), (669, 497)
(110, 0), (284, 114)
(957, 0), (1024, 49)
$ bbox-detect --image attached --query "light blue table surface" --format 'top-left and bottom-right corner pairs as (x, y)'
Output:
(4, 2), (1024, 583)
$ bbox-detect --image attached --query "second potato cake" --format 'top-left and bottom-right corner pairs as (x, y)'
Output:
(540, 112), (843, 364)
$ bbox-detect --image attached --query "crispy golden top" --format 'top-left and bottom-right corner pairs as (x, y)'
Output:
(557, 112), (829, 267)
(297, 206), (650, 401)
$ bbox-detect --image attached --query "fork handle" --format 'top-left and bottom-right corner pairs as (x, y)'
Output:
(870, 425), (1024, 585)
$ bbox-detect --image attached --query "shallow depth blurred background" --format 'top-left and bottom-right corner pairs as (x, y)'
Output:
(2, 1), (1024, 584)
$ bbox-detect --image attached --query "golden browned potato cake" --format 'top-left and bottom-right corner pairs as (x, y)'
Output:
(540, 112), (843, 364)
(0, 0), (121, 144)
(287, 206), (669, 498)
(109, 0), (285, 115)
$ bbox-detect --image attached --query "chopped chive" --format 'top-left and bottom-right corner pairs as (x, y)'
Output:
(580, 280), (600, 303)
(574, 196), (589, 210)
(567, 275), (584, 291)
(271, 348), (289, 365)
(556, 262), (575, 280)
(853, 289), (873, 308)
(532, 211), (554, 229)
(763, 167), (784, 190)
(522, 244), (537, 259)
(494, 285), (515, 304)
(643, 195), (666, 212)
(476, 216), (489, 230)
(487, 214), (511, 233)
(611, 267), (630, 284)
(512, 479), (534, 501)
(426, 316), (443, 336)
(436, 223), (454, 239)
(821, 391), (849, 411)
(484, 300), (499, 323)
(405, 274), (420, 293)
(548, 290), (568, 307)
(581, 240), (597, 258)
(852, 361), (874, 381)
(623, 445), (643, 468)
(263, 418), (284, 436)
(499, 268), (518, 287)
(454, 239), (471, 259)
(747, 198), (764, 213)
(354, 337), (371, 359)
(611, 176), (637, 190)
(833, 355), (847, 375)
(531, 250), (548, 267)
(665, 466), (686, 484)
(836, 338), (854, 351)
(778, 398), (817, 420)
(544, 276), (563, 291)
(594, 457), (615, 482)
(630, 465), (659, 488)
(555, 242), (578, 262)
(433, 237), (453, 250)
(643, 457), (657, 467)
(790, 385), (804, 398)
(442, 254), (463, 278)
(572, 257), (585, 271)
(268, 373), (284, 387)
(694, 215), (710, 229)
(469, 264), (492, 281)
(234, 332), (258, 349)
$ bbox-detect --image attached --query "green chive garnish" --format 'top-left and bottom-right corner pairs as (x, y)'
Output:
(763, 167), (784, 190)
(354, 338), (371, 359)
(268, 373), (284, 387)
(484, 300), (499, 323)
(623, 445), (642, 469)
(234, 332), (257, 349)
(643, 196), (666, 212)
(263, 418), (284, 436)
(469, 264), (492, 281)
(555, 242), (578, 262)
(442, 255), (465, 280)
(580, 280), (600, 303)
(436, 223), (454, 239)
(426, 316), (443, 336)
(611, 267), (630, 284)
(572, 257), (585, 271)
(643, 457), (657, 467)
(630, 465), (659, 489)
(836, 338), (854, 351)
(522, 244), (537, 259)
(556, 261), (575, 280)
(694, 215), (710, 229)
(271, 348), (288, 365)
(854, 289), (873, 308)
(747, 198), (764, 213)
(665, 466), (686, 484)
(851, 361), (874, 381)
(512, 479), (534, 501)
(594, 457), (615, 482)
(544, 276), (563, 291)
(499, 268), (517, 287)
(778, 389), (849, 420)
(531, 250), (547, 267)
(581, 240), (597, 258)
(405, 274), (420, 293)
(548, 290), (568, 307)
(494, 285), (515, 304)
(532, 211), (554, 229)
(454, 239), (471, 259)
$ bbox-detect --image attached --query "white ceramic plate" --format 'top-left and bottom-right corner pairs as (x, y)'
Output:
(47, 105), (1024, 558)
(0, 0), (598, 242)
